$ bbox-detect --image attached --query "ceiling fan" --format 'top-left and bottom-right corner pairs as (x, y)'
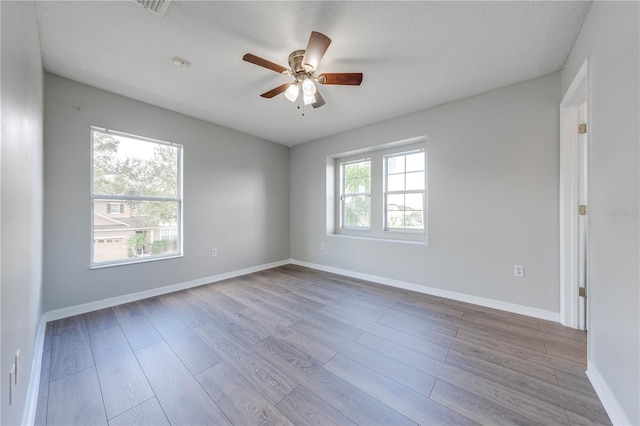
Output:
(243, 31), (363, 110)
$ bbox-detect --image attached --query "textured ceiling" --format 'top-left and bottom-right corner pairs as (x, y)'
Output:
(35, 1), (591, 146)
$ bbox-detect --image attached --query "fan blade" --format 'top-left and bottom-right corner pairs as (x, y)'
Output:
(243, 53), (289, 74)
(302, 31), (331, 71)
(312, 90), (326, 108)
(260, 83), (290, 98)
(318, 73), (363, 85)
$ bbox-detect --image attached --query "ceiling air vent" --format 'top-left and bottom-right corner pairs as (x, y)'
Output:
(133, 0), (172, 17)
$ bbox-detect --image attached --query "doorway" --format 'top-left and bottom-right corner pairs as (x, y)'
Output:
(560, 58), (590, 332)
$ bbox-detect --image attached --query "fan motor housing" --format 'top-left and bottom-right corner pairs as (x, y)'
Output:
(288, 50), (308, 75)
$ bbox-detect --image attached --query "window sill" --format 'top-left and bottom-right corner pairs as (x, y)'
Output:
(329, 232), (428, 245)
(90, 253), (183, 269)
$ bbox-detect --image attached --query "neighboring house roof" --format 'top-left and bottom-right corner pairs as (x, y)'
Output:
(93, 213), (153, 231)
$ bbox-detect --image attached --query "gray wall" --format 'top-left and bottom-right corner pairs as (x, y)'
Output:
(291, 72), (561, 314)
(43, 74), (290, 311)
(561, 2), (639, 424)
(0, 1), (44, 424)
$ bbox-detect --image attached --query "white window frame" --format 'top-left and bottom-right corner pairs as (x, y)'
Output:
(334, 138), (427, 242)
(339, 158), (372, 230)
(384, 149), (426, 232)
(90, 127), (184, 268)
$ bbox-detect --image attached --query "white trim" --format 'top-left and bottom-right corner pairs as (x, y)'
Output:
(43, 259), (290, 322)
(291, 259), (559, 322)
(586, 362), (633, 426)
(21, 318), (47, 426)
(559, 57), (590, 329)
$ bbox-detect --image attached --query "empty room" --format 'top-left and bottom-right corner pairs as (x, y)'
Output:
(1, 1), (638, 425)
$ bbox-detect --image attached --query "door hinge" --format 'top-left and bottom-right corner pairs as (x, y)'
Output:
(578, 287), (587, 298)
(578, 123), (587, 134)
(579, 205), (587, 216)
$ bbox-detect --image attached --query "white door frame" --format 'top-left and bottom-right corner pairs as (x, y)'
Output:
(559, 57), (590, 329)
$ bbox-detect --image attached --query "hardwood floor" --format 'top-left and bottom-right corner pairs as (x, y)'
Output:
(34, 265), (610, 425)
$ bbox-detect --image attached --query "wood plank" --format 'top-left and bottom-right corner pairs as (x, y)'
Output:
(47, 367), (107, 425)
(566, 409), (610, 426)
(457, 328), (547, 353)
(158, 290), (215, 328)
(252, 336), (416, 425)
(191, 302), (268, 347)
(324, 354), (477, 425)
(545, 340), (588, 364)
(379, 307), (460, 337)
(196, 361), (294, 426)
(356, 332), (572, 424)
(188, 284), (250, 314)
(276, 385), (357, 426)
(430, 379), (537, 425)
(379, 313), (559, 384)
(538, 321), (588, 342)
(193, 324), (298, 404)
(50, 316), (94, 381)
(112, 302), (163, 351)
(84, 308), (119, 334)
(555, 369), (600, 400)
(90, 326), (154, 419)
(108, 397), (169, 426)
(240, 308), (337, 364)
(218, 285), (301, 324)
(445, 350), (610, 424)
(135, 341), (230, 425)
(136, 297), (221, 374)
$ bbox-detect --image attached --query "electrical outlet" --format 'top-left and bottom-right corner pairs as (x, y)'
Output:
(211, 248), (217, 257)
(514, 265), (524, 277)
(320, 242), (325, 250)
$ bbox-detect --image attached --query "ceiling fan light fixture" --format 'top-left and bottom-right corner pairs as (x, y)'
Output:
(302, 78), (317, 96)
(303, 93), (316, 105)
(284, 83), (299, 102)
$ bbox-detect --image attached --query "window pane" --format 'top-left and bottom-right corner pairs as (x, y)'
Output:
(343, 195), (371, 228)
(404, 211), (424, 229)
(343, 160), (371, 195)
(387, 156), (405, 174)
(406, 152), (425, 172)
(406, 171), (425, 190)
(93, 199), (179, 263)
(387, 174), (405, 191)
(387, 194), (404, 209)
(93, 131), (178, 198)
(386, 210), (404, 228)
(405, 193), (424, 211)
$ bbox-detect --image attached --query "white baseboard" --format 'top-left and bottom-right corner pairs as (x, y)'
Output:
(290, 259), (560, 322)
(42, 259), (290, 322)
(586, 362), (633, 426)
(21, 317), (47, 426)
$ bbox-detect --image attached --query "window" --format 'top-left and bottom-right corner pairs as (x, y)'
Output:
(91, 127), (183, 267)
(385, 150), (425, 230)
(335, 139), (427, 242)
(340, 159), (371, 228)
(107, 203), (123, 214)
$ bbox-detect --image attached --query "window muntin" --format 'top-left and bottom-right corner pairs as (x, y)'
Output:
(385, 150), (425, 230)
(91, 127), (183, 267)
(340, 159), (371, 229)
(335, 140), (427, 242)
